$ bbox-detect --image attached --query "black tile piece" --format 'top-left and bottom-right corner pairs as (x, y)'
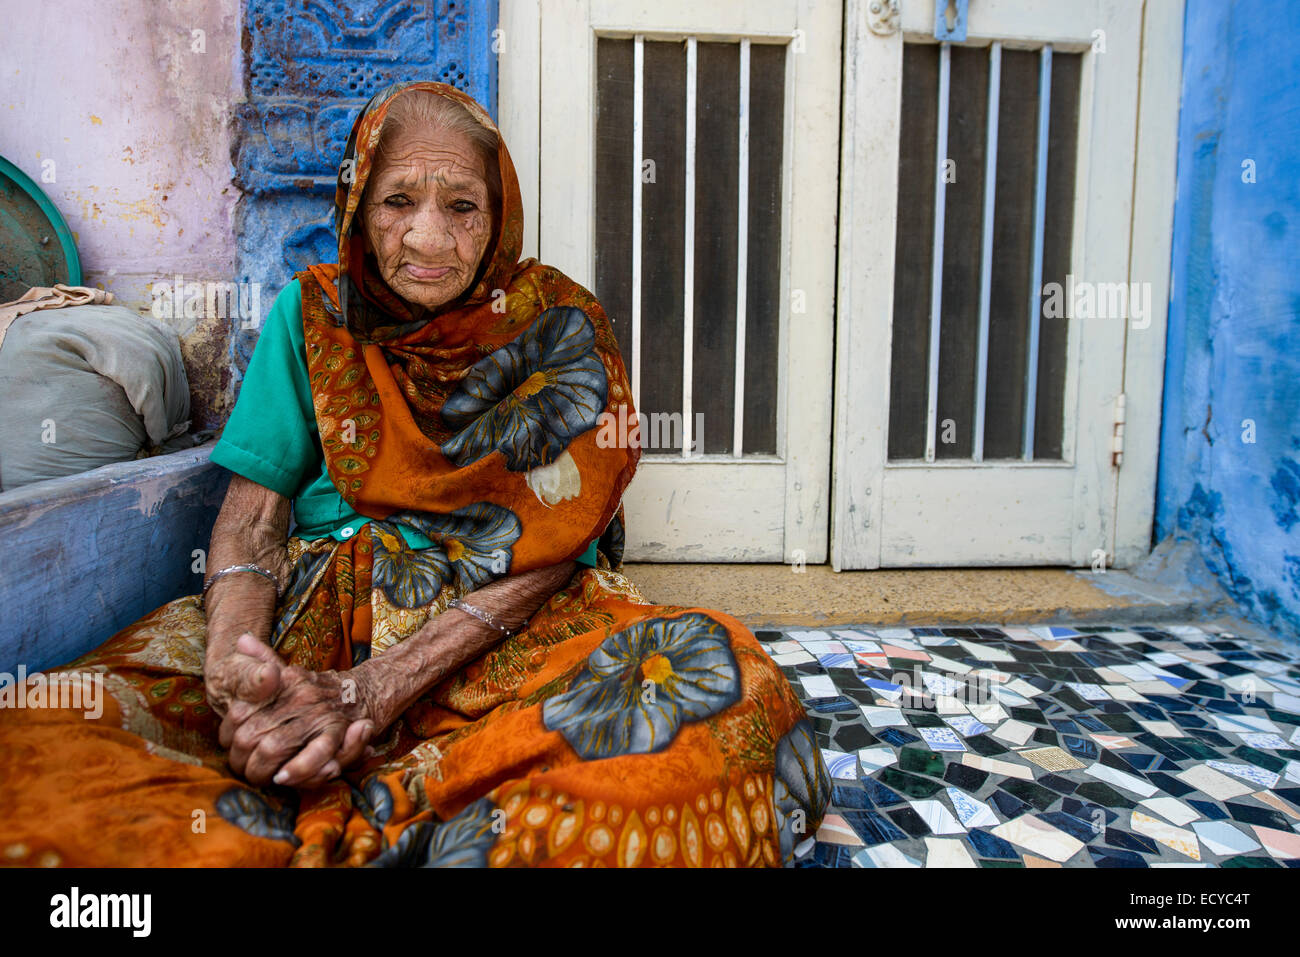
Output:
(861, 776), (907, 808)
(1089, 846), (1149, 867)
(1038, 811), (1096, 843)
(1176, 738), (1225, 760)
(966, 827), (1020, 860)
(884, 805), (931, 838)
(1225, 801), (1292, 830)
(1061, 798), (1118, 827)
(964, 734), (1008, 757)
(1063, 735), (1099, 760)
(989, 790), (1034, 819)
(1073, 782), (1137, 808)
(943, 761), (988, 791)
(1145, 771), (1196, 798)
(1073, 714), (1109, 733)
(1105, 827), (1159, 854)
(1050, 718), (1080, 734)
(1134, 733), (1192, 763)
(876, 727), (920, 747)
(806, 695), (859, 714)
(1031, 727), (1059, 746)
(1187, 799), (1228, 820)
(756, 630), (784, 642)
(810, 843), (855, 868)
(1053, 688), (1094, 711)
(1130, 702), (1167, 722)
(1098, 713), (1143, 734)
(831, 783), (873, 810)
(841, 809), (909, 846)
(1099, 748), (1138, 773)
(832, 723), (877, 752)
(1037, 773), (1080, 795)
(906, 711), (946, 728)
(1001, 778), (1059, 811)
(1010, 705), (1044, 724)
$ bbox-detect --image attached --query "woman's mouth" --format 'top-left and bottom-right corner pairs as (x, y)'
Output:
(403, 264), (452, 281)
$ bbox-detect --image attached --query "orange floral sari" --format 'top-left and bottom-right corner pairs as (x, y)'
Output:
(0, 82), (828, 867)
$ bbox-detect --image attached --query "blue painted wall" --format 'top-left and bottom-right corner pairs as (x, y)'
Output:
(1157, 0), (1300, 643)
(232, 0), (499, 376)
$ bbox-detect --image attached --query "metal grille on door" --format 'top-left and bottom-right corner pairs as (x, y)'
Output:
(889, 41), (1082, 463)
(593, 36), (787, 458)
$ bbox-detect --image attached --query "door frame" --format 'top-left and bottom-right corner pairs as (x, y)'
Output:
(499, 0), (841, 563)
(829, 0), (1184, 570)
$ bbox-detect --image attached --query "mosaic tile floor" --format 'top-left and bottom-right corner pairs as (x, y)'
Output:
(757, 622), (1300, 868)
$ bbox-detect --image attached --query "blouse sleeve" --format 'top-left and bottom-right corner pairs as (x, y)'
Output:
(210, 280), (322, 499)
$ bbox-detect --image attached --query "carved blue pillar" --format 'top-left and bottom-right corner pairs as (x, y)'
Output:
(228, 0), (498, 422)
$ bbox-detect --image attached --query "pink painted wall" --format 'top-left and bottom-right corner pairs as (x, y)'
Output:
(0, 0), (243, 424)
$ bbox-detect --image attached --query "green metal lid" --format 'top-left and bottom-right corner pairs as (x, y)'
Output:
(0, 155), (82, 302)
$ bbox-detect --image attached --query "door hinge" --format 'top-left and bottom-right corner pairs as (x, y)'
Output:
(867, 0), (901, 36)
(1111, 392), (1126, 468)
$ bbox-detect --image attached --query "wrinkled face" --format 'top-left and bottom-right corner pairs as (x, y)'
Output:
(360, 122), (494, 310)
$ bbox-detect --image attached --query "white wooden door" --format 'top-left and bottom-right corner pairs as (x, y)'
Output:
(500, 0), (841, 562)
(830, 0), (1182, 569)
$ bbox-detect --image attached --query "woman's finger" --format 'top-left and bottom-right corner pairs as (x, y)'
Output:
(333, 719), (375, 770)
(296, 759), (342, 791)
(272, 730), (340, 787)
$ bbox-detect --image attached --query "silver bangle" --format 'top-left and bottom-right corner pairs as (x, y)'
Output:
(448, 597), (514, 636)
(201, 563), (284, 604)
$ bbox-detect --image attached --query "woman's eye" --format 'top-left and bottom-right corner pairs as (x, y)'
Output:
(451, 200), (477, 213)
(383, 195), (411, 207)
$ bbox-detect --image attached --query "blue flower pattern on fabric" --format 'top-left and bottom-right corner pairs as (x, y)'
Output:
(370, 502), (521, 608)
(542, 612), (742, 759)
(440, 306), (608, 471)
(772, 720), (831, 865)
(368, 796), (499, 868)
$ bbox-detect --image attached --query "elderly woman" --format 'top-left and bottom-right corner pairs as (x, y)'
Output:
(0, 82), (827, 867)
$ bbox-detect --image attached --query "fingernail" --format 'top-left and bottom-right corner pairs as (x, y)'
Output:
(273, 769), (289, 784)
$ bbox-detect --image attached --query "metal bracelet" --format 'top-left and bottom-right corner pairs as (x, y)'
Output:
(448, 597), (514, 636)
(201, 563), (284, 605)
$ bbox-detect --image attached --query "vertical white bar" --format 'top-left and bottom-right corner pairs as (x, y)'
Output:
(1024, 44), (1052, 460)
(631, 36), (644, 414)
(733, 39), (750, 458)
(973, 41), (1001, 463)
(683, 36), (697, 458)
(924, 42), (951, 463)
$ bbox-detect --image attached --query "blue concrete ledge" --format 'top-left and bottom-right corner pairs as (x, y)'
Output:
(0, 444), (229, 673)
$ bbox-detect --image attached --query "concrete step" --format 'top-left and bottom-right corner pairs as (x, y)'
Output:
(621, 555), (1283, 646)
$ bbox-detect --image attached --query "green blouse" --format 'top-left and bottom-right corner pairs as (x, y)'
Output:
(211, 280), (599, 565)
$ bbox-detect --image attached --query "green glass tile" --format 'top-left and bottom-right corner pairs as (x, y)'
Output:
(964, 735), (1009, 757)
(980, 860), (1024, 868)
(877, 767), (945, 799)
(1000, 778), (1059, 811)
(906, 711), (946, 728)
(1231, 746), (1286, 773)
(1219, 855), (1281, 868)
(898, 746), (945, 777)
(1073, 782), (1137, 808)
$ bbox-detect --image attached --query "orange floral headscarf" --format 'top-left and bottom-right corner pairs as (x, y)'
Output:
(296, 81), (639, 575)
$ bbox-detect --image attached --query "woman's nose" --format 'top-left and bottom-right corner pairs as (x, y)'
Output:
(404, 204), (456, 256)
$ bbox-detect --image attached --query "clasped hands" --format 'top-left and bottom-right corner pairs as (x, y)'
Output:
(206, 633), (378, 789)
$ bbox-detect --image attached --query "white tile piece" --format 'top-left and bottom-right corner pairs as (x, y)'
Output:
(1131, 810), (1201, 860)
(857, 747), (898, 773)
(1085, 762), (1159, 798)
(924, 837), (977, 867)
(955, 639), (1016, 663)
(1240, 732), (1290, 750)
(991, 816), (1084, 863)
(1191, 821), (1261, 856)
(853, 844), (922, 868)
(1210, 714), (1280, 735)
(1065, 682), (1111, 701)
(1175, 764), (1255, 801)
(962, 753), (1034, 781)
(1138, 797), (1200, 827)
(798, 674), (839, 699)
(1138, 720), (1187, 738)
(1103, 684), (1149, 702)
(821, 749), (858, 780)
(787, 630), (833, 644)
(859, 705), (908, 728)
(946, 787), (999, 828)
(924, 654), (973, 674)
(910, 799), (966, 835)
(1207, 760), (1280, 790)
(771, 650), (815, 666)
(1006, 678), (1044, 698)
(991, 719), (1036, 746)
